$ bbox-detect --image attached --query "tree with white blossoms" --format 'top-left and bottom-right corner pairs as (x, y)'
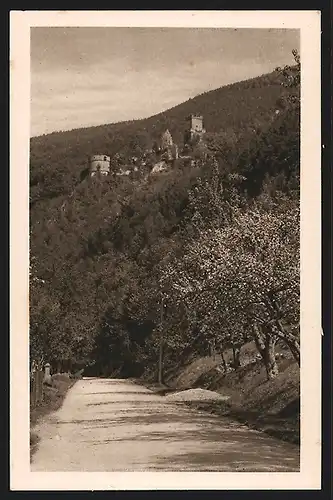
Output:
(160, 197), (299, 380)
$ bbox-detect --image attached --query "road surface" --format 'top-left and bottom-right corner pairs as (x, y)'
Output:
(31, 378), (300, 472)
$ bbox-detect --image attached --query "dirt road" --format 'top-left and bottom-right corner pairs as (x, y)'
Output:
(31, 378), (300, 472)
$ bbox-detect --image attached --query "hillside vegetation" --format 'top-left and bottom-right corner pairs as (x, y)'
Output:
(160, 341), (300, 444)
(30, 69), (293, 208)
(30, 51), (301, 429)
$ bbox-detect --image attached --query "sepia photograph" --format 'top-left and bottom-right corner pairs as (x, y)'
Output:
(10, 11), (321, 490)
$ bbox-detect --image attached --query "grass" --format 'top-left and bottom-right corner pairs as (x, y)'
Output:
(30, 373), (78, 458)
(141, 341), (300, 445)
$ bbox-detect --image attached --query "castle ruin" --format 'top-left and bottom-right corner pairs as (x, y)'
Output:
(87, 114), (206, 180)
(89, 155), (111, 177)
(184, 114), (206, 145)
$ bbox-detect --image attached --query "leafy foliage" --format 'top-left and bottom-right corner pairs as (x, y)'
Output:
(30, 61), (300, 379)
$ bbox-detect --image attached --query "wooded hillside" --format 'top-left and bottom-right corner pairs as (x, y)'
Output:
(30, 58), (300, 382)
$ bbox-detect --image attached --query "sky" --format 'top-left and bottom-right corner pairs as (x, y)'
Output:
(30, 27), (299, 137)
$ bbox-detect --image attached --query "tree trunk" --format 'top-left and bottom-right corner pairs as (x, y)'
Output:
(232, 346), (241, 368)
(262, 336), (279, 380)
(158, 296), (165, 385)
(271, 320), (300, 366)
(278, 334), (300, 365)
(158, 341), (164, 385)
(57, 361), (62, 374)
(208, 340), (216, 358)
(220, 351), (227, 372)
(285, 339), (300, 365)
(263, 294), (300, 366)
(252, 322), (279, 380)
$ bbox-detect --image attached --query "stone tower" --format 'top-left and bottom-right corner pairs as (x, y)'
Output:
(184, 114), (206, 145)
(89, 155), (111, 177)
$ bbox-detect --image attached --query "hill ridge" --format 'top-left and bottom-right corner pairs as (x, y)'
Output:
(31, 69), (281, 141)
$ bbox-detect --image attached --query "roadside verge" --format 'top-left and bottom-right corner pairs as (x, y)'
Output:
(136, 343), (300, 445)
(30, 374), (78, 458)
